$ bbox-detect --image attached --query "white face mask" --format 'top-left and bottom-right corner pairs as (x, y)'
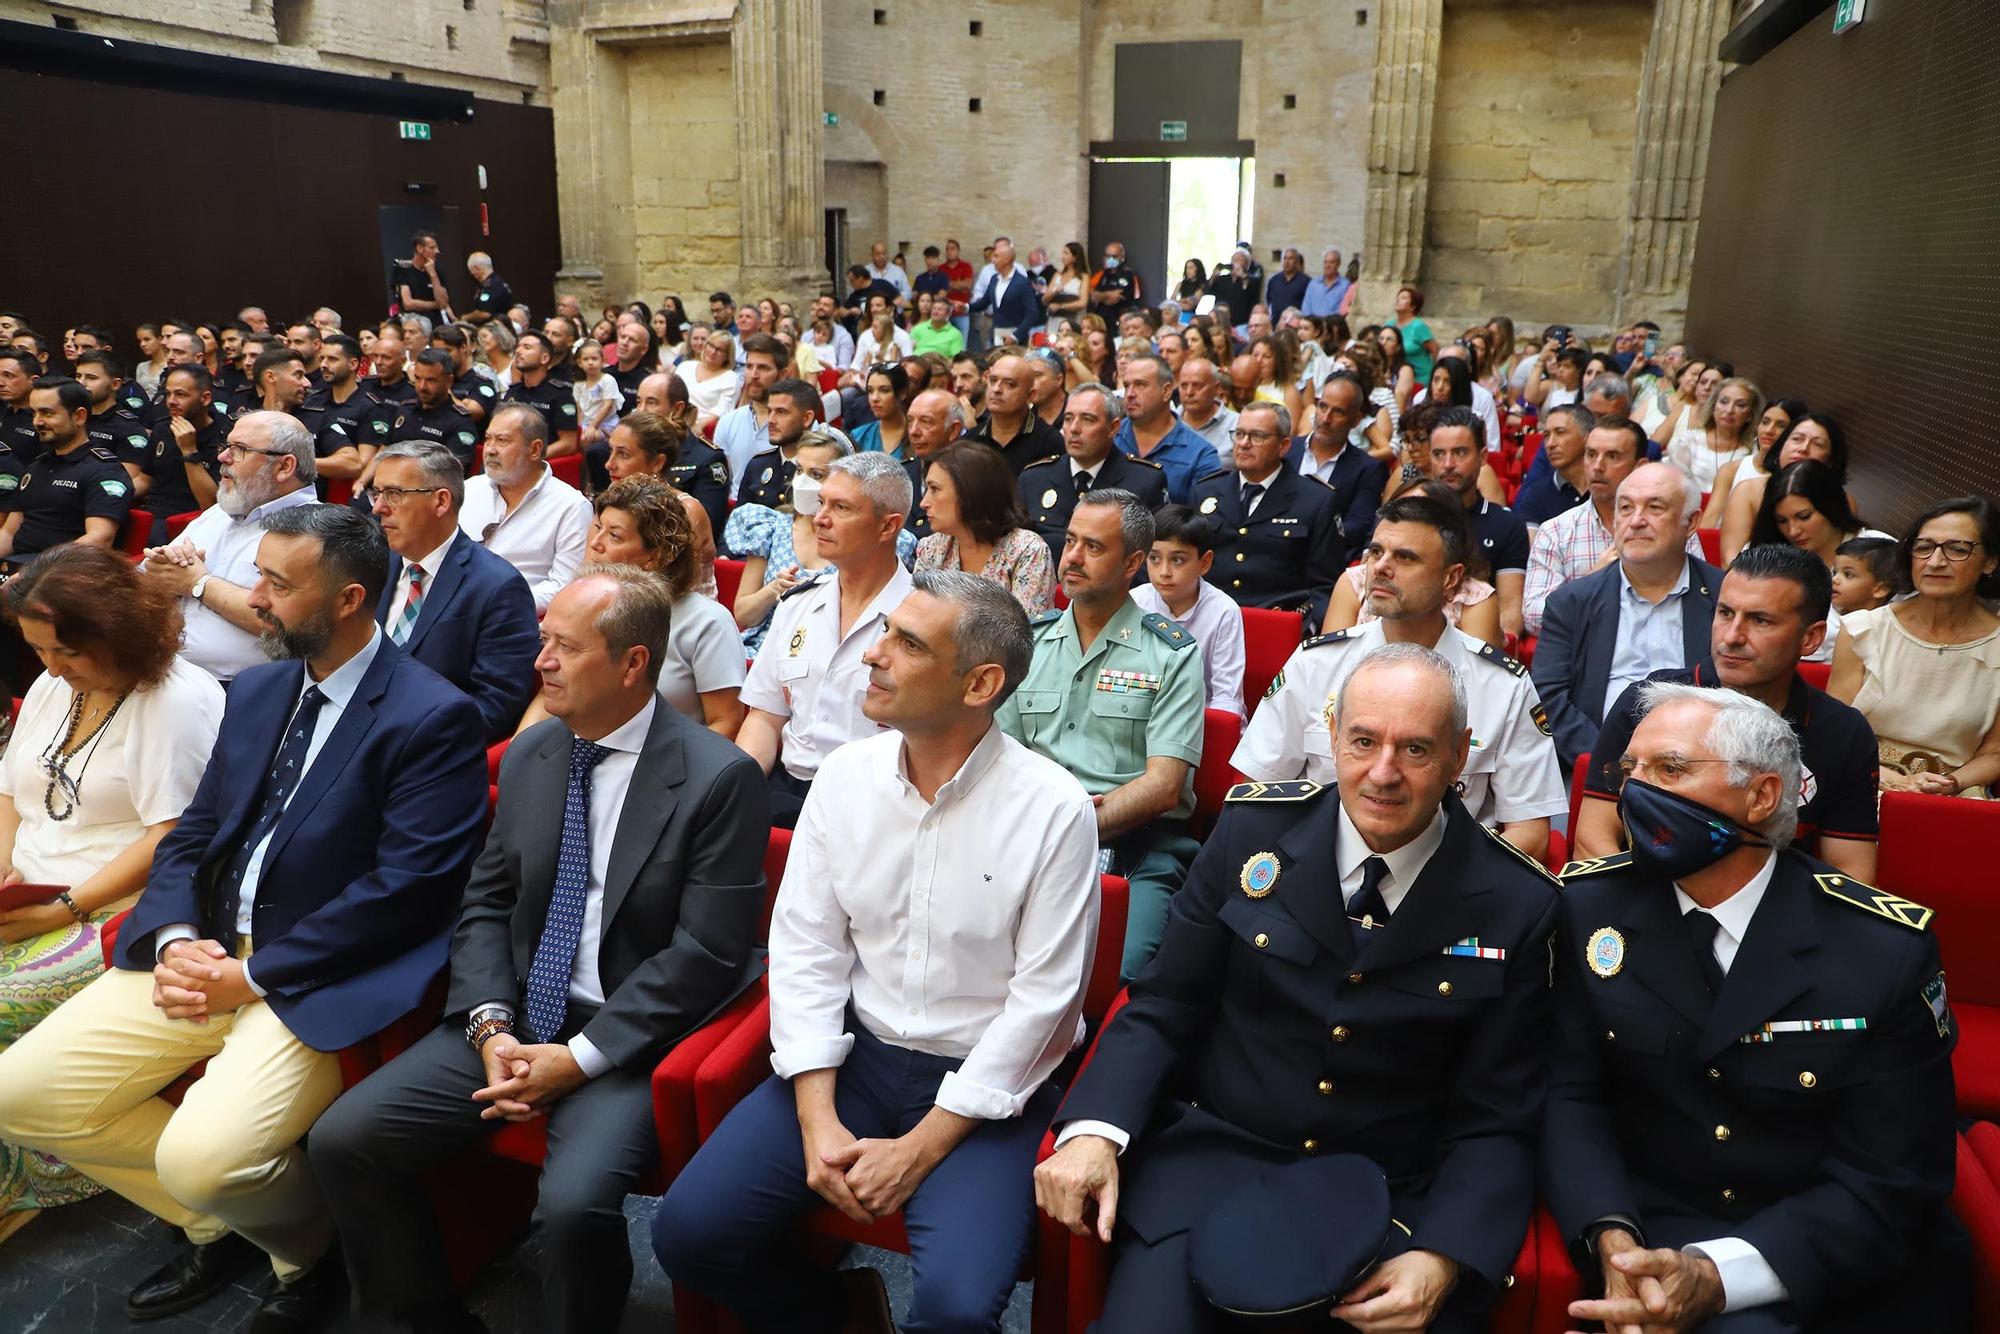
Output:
(791, 473), (822, 515)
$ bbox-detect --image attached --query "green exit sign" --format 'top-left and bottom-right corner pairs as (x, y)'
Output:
(1833, 0), (1865, 33)
(399, 120), (432, 141)
(824, 111), (839, 127)
(1159, 120), (1188, 143)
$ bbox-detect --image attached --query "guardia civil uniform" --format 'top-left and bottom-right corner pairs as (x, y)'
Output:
(1235, 622), (1566, 833)
(996, 595), (1204, 979)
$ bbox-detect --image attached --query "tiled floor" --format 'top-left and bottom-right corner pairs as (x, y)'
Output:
(0, 1192), (1034, 1332)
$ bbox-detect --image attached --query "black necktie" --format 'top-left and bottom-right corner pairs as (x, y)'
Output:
(1075, 469), (1095, 495)
(1349, 856), (1392, 948)
(216, 685), (327, 941)
(1241, 482), (1266, 514)
(1684, 909), (1726, 995)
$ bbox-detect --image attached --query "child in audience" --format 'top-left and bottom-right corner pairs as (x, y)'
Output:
(1832, 535), (1900, 616)
(1134, 504), (1246, 718)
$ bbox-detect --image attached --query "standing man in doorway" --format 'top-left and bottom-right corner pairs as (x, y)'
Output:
(397, 231), (454, 321)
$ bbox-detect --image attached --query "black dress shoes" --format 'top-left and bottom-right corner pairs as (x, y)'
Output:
(125, 1231), (263, 1321)
(250, 1247), (350, 1334)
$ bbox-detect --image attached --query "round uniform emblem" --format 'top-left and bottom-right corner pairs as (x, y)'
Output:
(788, 627), (806, 655)
(1200, 496), (1219, 515)
(1040, 488), (1058, 509)
(1586, 927), (1626, 979)
(761, 466), (774, 484)
(1240, 851), (1281, 899)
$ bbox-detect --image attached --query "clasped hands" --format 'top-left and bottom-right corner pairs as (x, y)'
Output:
(139, 540), (208, 597)
(1566, 1227), (1725, 1334)
(152, 938), (257, 1022)
(472, 1031), (585, 1123)
(801, 1113), (947, 1225)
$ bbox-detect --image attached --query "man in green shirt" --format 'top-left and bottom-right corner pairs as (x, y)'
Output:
(910, 299), (966, 360)
(998, 488), (1205, 978)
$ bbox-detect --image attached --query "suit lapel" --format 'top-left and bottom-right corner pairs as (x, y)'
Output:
(1682, 557), (1714, 664)
(261, 643), (395, 867)
(515, 726), (573, 922)
(1271, 794), (1353, 965)
(600, 704), (686, 930)
(1357, 800), (1494, 971)
(1580, 571), (1620, 719)
(375, 554), (403, 628)
(1617, 877), (1715, 1027)
(405, 533), (469, 653)
(1698, 858), (1818, 1059)
(215, 666), (305, 846)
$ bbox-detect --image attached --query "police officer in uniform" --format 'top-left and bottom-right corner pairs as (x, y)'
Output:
(1237, 491), (1565, 862)
(391, 350), (483, 474)
(633, 371), (730, 537)
(1189, 400), (1344, 622)
(1016, 384), (1166, 564)
(998, 488), (1203, 980)
(1035, 643), (1560, 1333)
(1542, 683), (1967, 1334)
(0, 348), (41, 465)
(142, 364), (228, 541)
(431, 323), (497, 429)
(0, 377), (133, 565)
(305, 333), (395, 503)
(73, 350), (151, 485)
(504, 330), (580, 456)
(733, 378), (824, 511)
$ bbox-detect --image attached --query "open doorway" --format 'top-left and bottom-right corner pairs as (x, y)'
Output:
(1088, 156), (1253, 314)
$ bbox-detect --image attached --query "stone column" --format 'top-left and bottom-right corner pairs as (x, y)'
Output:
(548, 14), (632, 308)
(734, 0), (826, 301)
(1615, 0), (1730, 324)
(1359, 0), (1443, 316)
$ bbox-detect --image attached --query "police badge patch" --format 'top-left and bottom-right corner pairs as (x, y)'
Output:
(1240, 851), (1281, 898)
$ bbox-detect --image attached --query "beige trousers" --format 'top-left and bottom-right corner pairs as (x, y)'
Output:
(0, 965), (341, 1279)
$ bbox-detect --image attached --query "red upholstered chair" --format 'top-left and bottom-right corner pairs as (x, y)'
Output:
(672, 873), (1132, 1334)
(119, 512), (151, 560)
(325, 479), (354, 508)
(485, 738), (510, 787)
(1543, 827), (1567, 875)
(1796, 659), (1831, 691)
(8, 696), (20, 729)
(1567, 753), (1591, 839)
(1878, 792), (2000, 1117)
(700, 419), (717, 443)
(1240, 606), (1304, 714)
(1193, 708), (1243, 838)
(1696, 527), (1721, 565)
(713, 557), (745, 612)
(165, 511), (200, 542)
(1509, 634), (1537, 669)
(1959, 1122), (2000, 1331)
(547, 453), (584, 489)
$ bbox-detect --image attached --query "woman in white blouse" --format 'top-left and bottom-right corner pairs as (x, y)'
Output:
(675, 329), (742, 430)
(0, 546), (224, 1224)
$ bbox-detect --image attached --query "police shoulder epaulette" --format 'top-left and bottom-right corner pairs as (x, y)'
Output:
(1140, 612), (1195, 650)
(1019, 454), (1062, 471)
(1474, 641), (1528, 678)
(87, 445), (120, 462)
(778, 571), (830, 601)
(1484, 822), (1559, 883)
(1194, 467), (1232, 485)
(1226, 780), (1322, 803)
(1560, 852), (1634, 879)
(1816, 872), (1933, 931)
(1299, 629), (1353, 652)
(1028, 608), (1064, 628)
(1125, 454), (1164, 470)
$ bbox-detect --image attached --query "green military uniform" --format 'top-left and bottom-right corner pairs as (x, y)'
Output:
(997, 596), (1205, 979)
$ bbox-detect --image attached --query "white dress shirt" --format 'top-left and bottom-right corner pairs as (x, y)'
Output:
(768, 725), (1101, 1119)
(384, 532), (459, 634)
(1238, 465), (1281, 517)
(1134, 580), (1247, 719)
(1675, 854), (1791, 1313)
(459, 468), (592, 611)
(169, 485), (320, 681)
(154, 628), (386, 995)
(1605, 561), (1694, 719)
(740, 565), (913, 781)
(1060, 801), (1447, 1151)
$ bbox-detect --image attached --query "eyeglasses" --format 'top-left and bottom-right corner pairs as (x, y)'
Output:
(369, 484), (446, 503)
(1911, 538), (1982, 563)
(1615, 754), (1733, 784)
(219, 441), (290, 459)
(1230, 428), (1281, 444)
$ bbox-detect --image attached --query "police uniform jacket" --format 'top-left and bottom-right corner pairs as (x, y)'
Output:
(503, 375), (579, 440)
(1016, 450), (1168, 564)
(0, 405), (40, 465)
(669, 438), (732, 539)
(734, 446), (794, 512)
(85, 405), (151, 472)
(305, 385), (395, 461)
(1055, 784), (1559, 1296)
(391, 401), (482, 473)
(1284, 435), (1388, 549)
(1541, 849), (1959, 1326)
(143, 413), (229, 518)
(358, 375), (419, 413)
(1189, 461), (1345, 621)
(453, 370), (499, 425)
(11, 443), (134, 558)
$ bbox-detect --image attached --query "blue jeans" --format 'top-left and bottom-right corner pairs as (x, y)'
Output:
(652, 1023), (1061, 1333)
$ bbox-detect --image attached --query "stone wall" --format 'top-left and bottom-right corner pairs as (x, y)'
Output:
(627, 39), (740, 304)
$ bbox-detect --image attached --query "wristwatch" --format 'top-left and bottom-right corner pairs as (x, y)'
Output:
(465, 1002), (515, 1052)
(189, 574), (210, 603)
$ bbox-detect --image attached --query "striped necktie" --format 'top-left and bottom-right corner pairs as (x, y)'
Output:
(391, 565), (426, 645)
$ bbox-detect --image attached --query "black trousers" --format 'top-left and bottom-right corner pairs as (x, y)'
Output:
(767, 765), (813, 830)
(307, 1022), (657, 1334)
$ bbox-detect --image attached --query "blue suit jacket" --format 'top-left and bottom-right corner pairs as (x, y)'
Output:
(1530, 555), (1723, 768)
(1284, 436), (1389, 548)
(376, 529), (541, 743)
(971, 269), (1042, 344)
(115, 641), (488, 1052)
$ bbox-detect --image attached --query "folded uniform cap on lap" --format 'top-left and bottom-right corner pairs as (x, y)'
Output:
(1187, 1153), (1391, 1320)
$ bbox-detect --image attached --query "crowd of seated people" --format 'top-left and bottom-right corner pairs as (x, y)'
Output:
(0, 236), (1992, 1334)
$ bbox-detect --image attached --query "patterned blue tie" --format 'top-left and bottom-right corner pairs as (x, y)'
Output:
(524, 736), (612, 1043)
(216, 685), (326, 941)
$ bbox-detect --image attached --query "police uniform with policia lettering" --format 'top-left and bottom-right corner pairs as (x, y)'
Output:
(1542, 834), (1968, 1333)
(1051, 782), (1559, 1332)
(8, 443), (134, 562)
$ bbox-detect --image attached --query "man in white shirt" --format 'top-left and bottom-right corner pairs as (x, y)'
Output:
(802, 293), (855, 370)
(655, 569), (1100, 1334)
(737, 451), (914, 825)
(865, 240), (913, 304)
(457, 402), (591, 610)
(1174, 355), (1238, 463)
(140, 409), (320, 682)
(711, 333), (789, 488)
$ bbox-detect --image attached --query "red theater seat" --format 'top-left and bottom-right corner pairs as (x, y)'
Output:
(1240, 606), (1303, 714)
(547, 452), (584, 489)
(1193, 708), (1242, 837)
(713, 557), (745, 611)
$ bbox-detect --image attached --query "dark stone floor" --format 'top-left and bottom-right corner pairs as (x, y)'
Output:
(0, 1191), (1034, 1332)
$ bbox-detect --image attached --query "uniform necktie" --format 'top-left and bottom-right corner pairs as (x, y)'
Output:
(1074, 469), (1095, 495)
(391, 565), (426, 645)
(525, 737), (612, 1043)
(1241, 482), (1266, 515)
(216, 685), (326, 942)
(1349, 855), (1392, 947)
(1684, 908), (1726, 995)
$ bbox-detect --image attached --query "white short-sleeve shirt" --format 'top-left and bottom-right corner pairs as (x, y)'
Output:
(657, 591), (747, 720)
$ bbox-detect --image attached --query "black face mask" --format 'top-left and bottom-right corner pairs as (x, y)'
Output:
(1618, 778), (1768, 879)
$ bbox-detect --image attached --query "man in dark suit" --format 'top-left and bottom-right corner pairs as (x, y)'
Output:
(1035, 643), (1559, 1332)
(0, 504), (488, 1331)
(1543, 685), (1967, 1334)
(1190, 401), (1345, 622)
(1017, 383), (1167, 562)
(369, 439), (541, 742)
(1531, 461), (1722, 768)
(311, 566), (770, 1334)
(1285, 371), (1389, 548)
(969, 236), (1042, 346)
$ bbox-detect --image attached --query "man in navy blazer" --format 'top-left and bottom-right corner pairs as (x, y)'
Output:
(1531, 462), (1722, 769)
(370, 439), (541, 742)
(1190, 401), (1346, 623)
(1285, 372), (1389, 549)
(0, 503), (488, 1330)
(969, 236), (1043, 346)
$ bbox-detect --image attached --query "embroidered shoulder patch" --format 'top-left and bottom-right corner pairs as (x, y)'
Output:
(1225, 780), (1322, 803)
(1817, 873), (1933, 930)
(1140, 612), (1195, 650)
(1560, 852), (1634, 879)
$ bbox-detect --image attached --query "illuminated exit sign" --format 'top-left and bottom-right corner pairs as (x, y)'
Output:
(399, 121), (432, 141)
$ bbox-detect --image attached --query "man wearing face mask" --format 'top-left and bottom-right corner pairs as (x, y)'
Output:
(1543, 684), (1965, 1334)
(1089, 241), (1143, 321)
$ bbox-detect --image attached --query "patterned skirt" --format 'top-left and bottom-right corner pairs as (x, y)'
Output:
(0, 913), (113, 1213)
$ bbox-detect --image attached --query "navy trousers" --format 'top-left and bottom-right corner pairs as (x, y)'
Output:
(652, 1023), (1061, 1334)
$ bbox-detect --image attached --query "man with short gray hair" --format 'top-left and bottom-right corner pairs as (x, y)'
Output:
(1189, 398), (1345, 620)
(1543, 684), (1963, 1334)
(1174, 356), (1238, 462)
(1302, 247), (1351, 317)
(903, 387), (966, 540)
(370, 440), (540, 741)
(465, 250), (516, 323)
(1017, 382), (1167, 563)
(1115, 354), (1213, 504)
(1000, 488), (1204, 979)
(739, 449), (916, 825)
(657, 568), (1100, 1333)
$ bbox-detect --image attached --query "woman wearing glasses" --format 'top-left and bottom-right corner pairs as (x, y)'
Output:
(0, 545), (222, 1229)
(1830, 495), (2000, 797)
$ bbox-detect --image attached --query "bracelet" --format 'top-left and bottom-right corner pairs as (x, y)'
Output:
(56, 890), (86, 924)
(465, 1014), (514, 1052)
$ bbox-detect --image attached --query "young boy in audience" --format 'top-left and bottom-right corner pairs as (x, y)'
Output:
(1832, 534), (1900, 616)
(1134, 504), (1246, 718)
